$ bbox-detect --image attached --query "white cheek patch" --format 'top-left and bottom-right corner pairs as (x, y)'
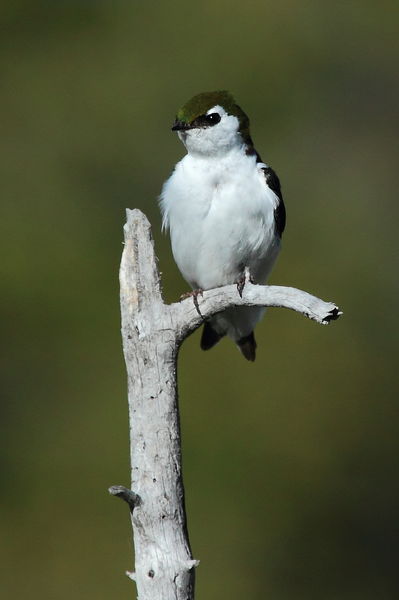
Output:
(223, 114), (240, 131)
(205, 105), (240, 137)
(206, 105), (227, 117)
(183, 104), (241, 155)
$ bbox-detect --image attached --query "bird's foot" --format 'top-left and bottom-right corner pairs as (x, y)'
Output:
(180, 289), (204, 316)
(236, 267), (254, 298)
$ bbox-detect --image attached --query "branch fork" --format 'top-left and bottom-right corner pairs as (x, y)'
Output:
(110, 209), (342, 600)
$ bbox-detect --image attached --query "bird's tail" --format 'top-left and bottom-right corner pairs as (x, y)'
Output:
(200, 321), (257, 361)
(236, 331), (257, 361)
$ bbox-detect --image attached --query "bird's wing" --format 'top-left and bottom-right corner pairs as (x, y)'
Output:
(261, 165), (286, 237)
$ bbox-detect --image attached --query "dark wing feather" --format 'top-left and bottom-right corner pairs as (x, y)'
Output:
(261, 166), (286, 237)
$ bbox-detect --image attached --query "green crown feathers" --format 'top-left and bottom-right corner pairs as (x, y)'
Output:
(176, 90), (250, 136)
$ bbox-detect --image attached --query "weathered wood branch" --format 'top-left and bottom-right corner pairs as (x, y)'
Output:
(108, 485), (141, 511)
(110, 208), (342, 600)
(173, 283), (341, 342)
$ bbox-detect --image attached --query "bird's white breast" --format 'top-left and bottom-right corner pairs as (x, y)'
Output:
(160, 149), (280, 290)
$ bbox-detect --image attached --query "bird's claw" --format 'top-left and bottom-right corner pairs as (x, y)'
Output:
(236, 267), (253, 298)
(180, 289), (204, 316)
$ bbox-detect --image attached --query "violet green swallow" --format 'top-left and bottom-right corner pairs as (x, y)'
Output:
(160, 90), (286, 361)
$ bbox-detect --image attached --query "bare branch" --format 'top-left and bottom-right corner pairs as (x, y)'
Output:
(111, 209), (342, 600)
(172, 283), (342, 341)
(108, 485), (141, 511)
(120, 209), (163, 312)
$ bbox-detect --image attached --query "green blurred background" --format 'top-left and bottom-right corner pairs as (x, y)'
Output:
(1, 1), (398, 598)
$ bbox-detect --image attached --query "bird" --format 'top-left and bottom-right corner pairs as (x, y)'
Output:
(159, 90), (286, 361)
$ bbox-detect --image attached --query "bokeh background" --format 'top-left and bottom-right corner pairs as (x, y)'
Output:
(2, 2), (398, 598)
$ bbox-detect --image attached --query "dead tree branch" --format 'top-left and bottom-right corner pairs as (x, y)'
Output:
(110, 208), (342, 600)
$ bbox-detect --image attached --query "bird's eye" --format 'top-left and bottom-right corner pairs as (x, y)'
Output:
(190, 112), (222, 129)
(204, 113), (221, 126)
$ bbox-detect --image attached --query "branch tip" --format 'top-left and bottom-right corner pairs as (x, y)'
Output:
(185, 559), (200, 570)
(322, 306), (343, 324)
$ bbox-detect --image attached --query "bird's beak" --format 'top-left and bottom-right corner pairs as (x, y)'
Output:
(171, 119), (191, 131)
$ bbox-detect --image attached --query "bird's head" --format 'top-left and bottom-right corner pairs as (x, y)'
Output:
(171, 90), (252, 157)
